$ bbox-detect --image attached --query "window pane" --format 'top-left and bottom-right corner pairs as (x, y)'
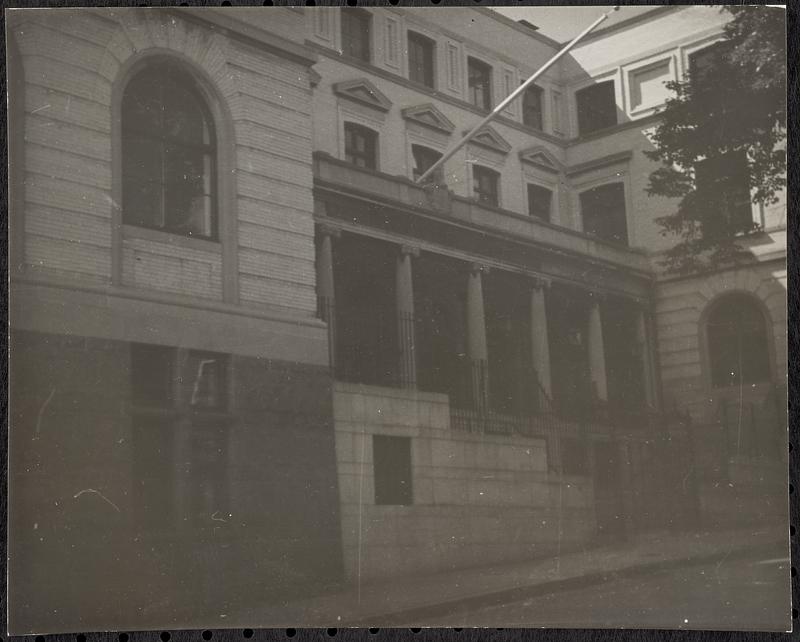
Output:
(707, 295), (770, 387)
(696, 151), (753, 236)
(468, 58), (492, 111)
(123, 179), (164, 229)
(528, 184), (552, 221)
(473, 166), (499, 207)
(342, 10), (371, 62)
(580, 183), (628, 245)
(164, 145), (212, 236)
(161, 82), (210, 146)
(412, 145), (442, 182)
(121, 63), (217, 239)
(576, 81), (617, 136)
(344, 123), (377, 170)
(523, 85), (544, 130)
(408, 32), (435, 88)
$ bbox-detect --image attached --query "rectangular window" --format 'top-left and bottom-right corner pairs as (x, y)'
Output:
(408, 31), (436, 89)
(695, 151), (753, 237)
(522, 84), (544, 130)
(527, 184), (552, 221)
(341, 8), (371, 62)
(575, 80), (617, 136)
(373, 435), (413, 505)
(467, 57), (493, 111)
(344, 123), (378, 170)
(473, 165), (500, 207)
(580, 182), (628, 245)
(412, 144), (443, 183)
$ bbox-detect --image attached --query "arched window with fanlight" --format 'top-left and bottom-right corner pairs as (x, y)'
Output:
(706, 293), (771, 388)
(121, 61), (217, 239)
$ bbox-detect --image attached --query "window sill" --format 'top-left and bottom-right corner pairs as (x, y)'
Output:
(123, 224), (221, 252)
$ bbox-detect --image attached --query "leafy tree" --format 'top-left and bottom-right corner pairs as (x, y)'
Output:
(645, 6), (786, 274)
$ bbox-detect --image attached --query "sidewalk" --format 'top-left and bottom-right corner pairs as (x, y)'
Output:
(231, 524), (787, 627)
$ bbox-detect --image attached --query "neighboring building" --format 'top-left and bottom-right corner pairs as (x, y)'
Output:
(6, 5), (787, 633)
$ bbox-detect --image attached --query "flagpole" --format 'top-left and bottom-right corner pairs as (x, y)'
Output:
(416, 6), (620, 184)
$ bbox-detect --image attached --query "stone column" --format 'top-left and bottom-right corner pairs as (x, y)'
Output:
(316, 225), (340, 369)
(636, 305), (657, 410)
(396, 245), (418, 388)
(587, 295), (608, 402)
(467, 264), (489, 413)
(530, 278), (552, 400)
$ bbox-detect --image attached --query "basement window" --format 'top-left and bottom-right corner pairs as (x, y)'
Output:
(373, 435), (413, 505)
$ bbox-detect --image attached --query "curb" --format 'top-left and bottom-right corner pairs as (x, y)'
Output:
(344, 539), (786, 627)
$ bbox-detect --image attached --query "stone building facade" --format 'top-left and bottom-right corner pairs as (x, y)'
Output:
(6, 5), (787, 633)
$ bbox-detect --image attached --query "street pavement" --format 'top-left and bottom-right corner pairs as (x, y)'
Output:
(416, 549), (792, 631)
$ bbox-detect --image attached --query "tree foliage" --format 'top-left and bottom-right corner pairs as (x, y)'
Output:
(645, 6), (786, 274)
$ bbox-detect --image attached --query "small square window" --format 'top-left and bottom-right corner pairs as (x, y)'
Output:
(527, 184), (552, 221)
(373, 435), (413, 505)
(473, 165), (500, 207)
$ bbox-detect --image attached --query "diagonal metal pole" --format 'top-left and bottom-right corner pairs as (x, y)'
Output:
(416, 6), (620, 184)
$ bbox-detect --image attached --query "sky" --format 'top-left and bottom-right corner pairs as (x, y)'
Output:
(492, 6), (661, 42)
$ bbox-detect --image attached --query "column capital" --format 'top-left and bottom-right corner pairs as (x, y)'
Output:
(399, 244), (420, 258)
(470, 262), (490, 275)
(317, 223), (341, 239)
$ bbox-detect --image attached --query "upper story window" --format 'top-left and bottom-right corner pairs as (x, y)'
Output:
(706, 293), (771, 387)
(467, 57), (493, 111)
(473, 165), (500, 207)
(527, 184), (552, 221)
(579, 182), (628, 245)
(122, 62), (217, 239)
(344, 122), (378, 170)
(341, 9), (372, 62)
(408, 31), (436, 89)
(575, 80), (617, 136)
(412, 144), (443, 183)
(689, 41), (732, 85)
(522, 84), (544, 130)
(695, 151), (753, 237)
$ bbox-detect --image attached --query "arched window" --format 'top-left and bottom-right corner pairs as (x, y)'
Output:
(122, 61), (217, 239)
(706, 293), (771, 387)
